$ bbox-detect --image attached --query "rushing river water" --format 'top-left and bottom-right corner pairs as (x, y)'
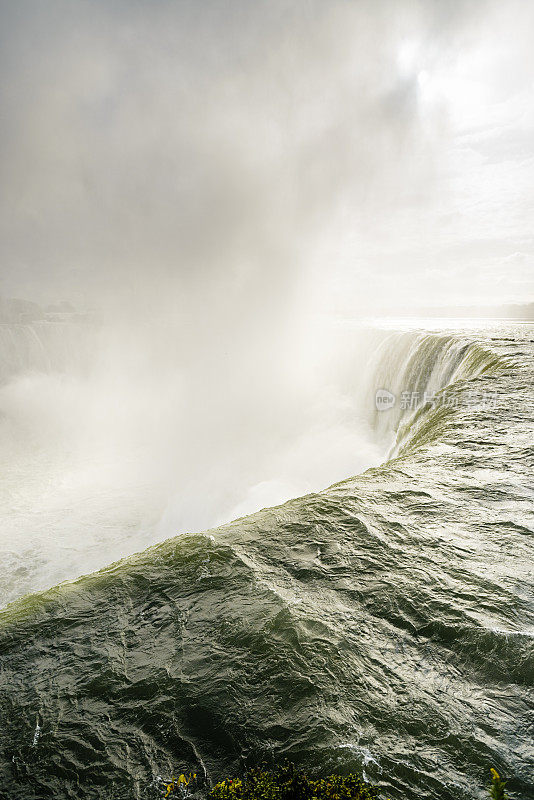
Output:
(0, 319), (532, 800)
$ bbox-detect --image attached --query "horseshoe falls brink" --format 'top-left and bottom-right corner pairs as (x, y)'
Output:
(0, 318), (532, 800)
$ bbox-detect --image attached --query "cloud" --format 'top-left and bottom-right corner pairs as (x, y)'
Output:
(0, 0), (533, 314)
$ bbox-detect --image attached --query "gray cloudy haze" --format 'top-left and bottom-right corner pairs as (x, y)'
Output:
(0, 0), (533, 315)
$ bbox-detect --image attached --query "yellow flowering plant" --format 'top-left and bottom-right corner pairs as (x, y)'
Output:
(163, 772), (198, 797)
(489, 768), (507, 800)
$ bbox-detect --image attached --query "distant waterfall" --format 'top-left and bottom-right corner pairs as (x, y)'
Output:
(0, 321), (94, 383)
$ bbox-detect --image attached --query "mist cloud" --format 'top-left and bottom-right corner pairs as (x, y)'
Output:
(3, 0), (532, 316)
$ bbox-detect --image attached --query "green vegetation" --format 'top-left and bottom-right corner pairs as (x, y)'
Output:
(489, 769), (507, 800)
(159, 764), (377, 800)
(163, 773), (198, 798)
(209, 763), (379, 800)
(159, 764), (508, 800)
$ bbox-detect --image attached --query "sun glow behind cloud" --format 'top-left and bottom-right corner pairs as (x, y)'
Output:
(0, 0), (533, 316)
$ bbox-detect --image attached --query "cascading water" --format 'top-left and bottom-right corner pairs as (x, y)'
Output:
(0, 320), (532, 800)
(0, 321), (524, 608)
(368, 330), (507, 454)
(0, 321), (93, 381)
(0, 318), (389, 607)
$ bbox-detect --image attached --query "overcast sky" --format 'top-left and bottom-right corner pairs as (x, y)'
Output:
(1, 0), (533, 314)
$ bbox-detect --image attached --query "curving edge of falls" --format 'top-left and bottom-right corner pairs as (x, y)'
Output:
(0, 324), (532, 800)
